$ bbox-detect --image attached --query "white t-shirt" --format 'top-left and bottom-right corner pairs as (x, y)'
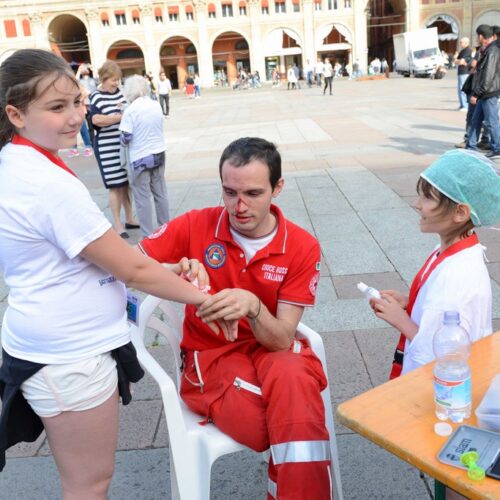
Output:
(0, 143), (130, 364)
(230, 226), (278, 263)
(402, 244), (492, 374)
(157, 78), (172, 95)
(315, 62), (324, 74)
(287, 68), (297, 83)
(323, 63), (333, 78)
(119, 96), (166, 163)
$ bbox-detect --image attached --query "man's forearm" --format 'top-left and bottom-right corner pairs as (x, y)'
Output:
(248, 302), (297, 351)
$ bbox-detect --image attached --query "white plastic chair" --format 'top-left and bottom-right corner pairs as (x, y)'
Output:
(129, 294), (343, 500)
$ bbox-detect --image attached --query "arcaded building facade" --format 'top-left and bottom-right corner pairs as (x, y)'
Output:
(0, 0), (499, 87)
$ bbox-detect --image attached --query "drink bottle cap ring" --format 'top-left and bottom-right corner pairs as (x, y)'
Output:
(434, 422), (452, 436)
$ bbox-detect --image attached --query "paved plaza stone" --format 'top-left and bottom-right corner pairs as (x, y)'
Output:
(1, 74), (500, 499)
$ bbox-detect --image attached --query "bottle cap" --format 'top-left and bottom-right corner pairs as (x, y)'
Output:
(443, 311), (460, 325)
(434, 422), (452, 436)
(357, 282), (368, 294)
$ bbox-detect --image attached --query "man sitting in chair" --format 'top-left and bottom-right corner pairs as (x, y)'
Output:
(138, 137), (331, 499)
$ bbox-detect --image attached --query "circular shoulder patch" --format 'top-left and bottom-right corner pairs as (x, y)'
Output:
(309, 272), (320, 297)
(204, 243), (226, 269)
(147, 223), (168, 239)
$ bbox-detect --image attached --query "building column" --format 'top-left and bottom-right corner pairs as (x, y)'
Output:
(194, 0), (214, 87)
(302, 0), (316, 65)
(353, 0), (368, 73)
(84, 9), (104, 69)
(28, 12), (50, 50)
(462, 0), (473, 40)
(248, 0), (265, 76)
(140, 4), (160, 76)
(405, 0), (419, 33)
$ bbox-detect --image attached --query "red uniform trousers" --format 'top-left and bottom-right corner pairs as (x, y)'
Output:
(181, 339), (332, 499)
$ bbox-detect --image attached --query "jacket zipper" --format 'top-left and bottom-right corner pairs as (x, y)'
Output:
(233, 377), (262, 396)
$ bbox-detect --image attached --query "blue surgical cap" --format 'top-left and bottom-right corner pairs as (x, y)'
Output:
(420, 149), (500, 227)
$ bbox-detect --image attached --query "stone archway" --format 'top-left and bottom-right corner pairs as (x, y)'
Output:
(262, 28), (303, 80)
(212, 31), (250, 85)
(425, 14), (459, 54)
(473, 10), (500, 34)
(107, 40), (145, 77)
(160, 36), (198, 89)
(47, 14), (90, 72)
(316, 24), (353, 74)
(366, 0), (406, 65)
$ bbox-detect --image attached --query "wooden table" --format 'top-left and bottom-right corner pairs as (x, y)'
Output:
(337, 331), (500, 500)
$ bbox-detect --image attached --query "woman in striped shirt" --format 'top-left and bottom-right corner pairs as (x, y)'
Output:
(90, 61), (139, 238)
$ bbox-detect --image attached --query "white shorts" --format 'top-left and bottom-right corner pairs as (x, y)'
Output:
(21, 352), (118, 418)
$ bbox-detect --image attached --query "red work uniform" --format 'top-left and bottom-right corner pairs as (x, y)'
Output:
(139, 205), (332, 499)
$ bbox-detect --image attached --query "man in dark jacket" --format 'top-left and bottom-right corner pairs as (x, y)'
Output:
(467, 24), (500, 159)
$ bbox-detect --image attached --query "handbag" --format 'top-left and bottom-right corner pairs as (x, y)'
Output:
(461, 73), (473, 95)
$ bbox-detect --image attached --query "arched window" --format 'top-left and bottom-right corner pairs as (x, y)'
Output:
(186, 43), (197, 54)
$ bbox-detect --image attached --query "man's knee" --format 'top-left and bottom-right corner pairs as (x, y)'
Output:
(256, 348), (326, 391)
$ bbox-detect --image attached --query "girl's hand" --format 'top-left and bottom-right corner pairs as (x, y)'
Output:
(371, 294), (418, 340)
(171, 257), (210, 292)
(380, 290), (408, 309)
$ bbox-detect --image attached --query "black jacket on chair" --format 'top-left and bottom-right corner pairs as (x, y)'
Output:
(472, 42), (500, 100)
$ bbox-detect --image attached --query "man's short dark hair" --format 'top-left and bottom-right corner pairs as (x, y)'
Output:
(476, 24), (493, 39)
(492, 25), (500, 37)
(219, 137), (282, 189)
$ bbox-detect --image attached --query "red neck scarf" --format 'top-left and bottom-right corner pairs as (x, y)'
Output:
(389, 233), (479, 379)
(11, 134), (77, 178)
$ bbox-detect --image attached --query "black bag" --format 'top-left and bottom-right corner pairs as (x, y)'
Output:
(461, 74), (473, 95)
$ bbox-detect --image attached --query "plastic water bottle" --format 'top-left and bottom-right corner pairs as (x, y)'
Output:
(433, 311), (471, 423)
(357, 282), (381, 300)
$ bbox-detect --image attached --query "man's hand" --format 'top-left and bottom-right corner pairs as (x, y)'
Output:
(196, 289), (260, 341)
(469, 96), (477, 105)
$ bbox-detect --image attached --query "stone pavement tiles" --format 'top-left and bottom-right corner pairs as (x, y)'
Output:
(2, 74), (500, 498)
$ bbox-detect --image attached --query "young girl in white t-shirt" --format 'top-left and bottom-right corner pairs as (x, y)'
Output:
(0, 49), (230, 497)
(370, 150), (500, 378)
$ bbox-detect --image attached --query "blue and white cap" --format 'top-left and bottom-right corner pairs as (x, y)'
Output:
(420, 149), (500, 227)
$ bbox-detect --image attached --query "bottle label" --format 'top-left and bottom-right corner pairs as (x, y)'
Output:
(434, 375), (471, 410)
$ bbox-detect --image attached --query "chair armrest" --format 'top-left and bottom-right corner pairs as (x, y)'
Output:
(130, 325), (179, 402)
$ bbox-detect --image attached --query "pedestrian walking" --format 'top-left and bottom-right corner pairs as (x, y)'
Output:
(287, 65), (297, 90)
(120, 75), (170, 237)
(158, 70), (172, 118)
(323, 58), (333, 95)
